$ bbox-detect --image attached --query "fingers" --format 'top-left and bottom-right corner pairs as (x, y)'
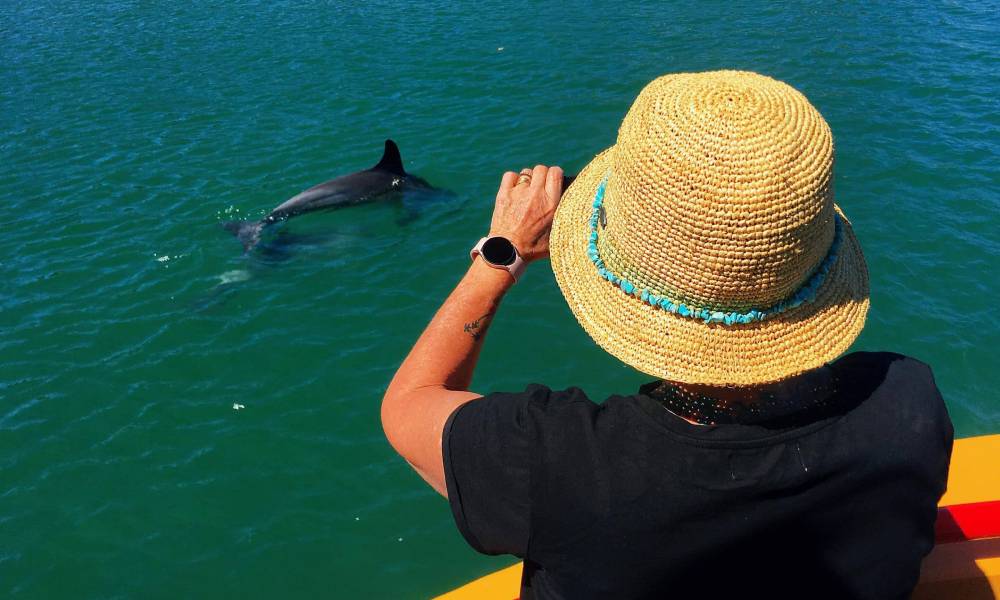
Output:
(544, 166), (563, 204)
(498, 171), (518, 196)
(504, 164), (561, 199)
(491, 163), (560, 262)
(529, 164), (547, 193)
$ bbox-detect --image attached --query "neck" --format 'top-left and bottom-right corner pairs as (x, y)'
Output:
(665, 382), (768, 403)
(652, 366), (838, 426)
(653, 381), (765, 426)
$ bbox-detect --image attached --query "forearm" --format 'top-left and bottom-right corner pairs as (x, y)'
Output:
(380, 165), (562, 496)
(387, 258), (513, 396)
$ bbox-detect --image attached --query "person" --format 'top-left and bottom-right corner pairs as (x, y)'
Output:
(381, 70), (953, 599)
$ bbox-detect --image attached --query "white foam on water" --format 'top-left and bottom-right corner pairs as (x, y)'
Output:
(218, 205), (242, 218)
(218, 269), (251, 284)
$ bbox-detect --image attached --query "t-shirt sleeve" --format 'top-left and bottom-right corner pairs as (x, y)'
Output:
(442, 384), (572, 556)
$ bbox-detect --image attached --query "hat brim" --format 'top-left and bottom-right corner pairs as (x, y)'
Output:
(550, 147), (870, 385)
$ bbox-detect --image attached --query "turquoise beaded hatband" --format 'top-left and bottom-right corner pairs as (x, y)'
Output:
(587, 176), (844, 326)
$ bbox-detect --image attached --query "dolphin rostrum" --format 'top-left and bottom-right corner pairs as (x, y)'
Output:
(223, 139), (431, 250)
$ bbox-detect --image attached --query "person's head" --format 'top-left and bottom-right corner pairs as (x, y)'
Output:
(551, 70), (869, 387)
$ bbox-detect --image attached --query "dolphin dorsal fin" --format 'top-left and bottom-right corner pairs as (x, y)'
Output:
(372, 139), (405, 175)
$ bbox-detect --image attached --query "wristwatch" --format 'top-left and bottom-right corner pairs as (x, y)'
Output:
(470, 236), (526, 282)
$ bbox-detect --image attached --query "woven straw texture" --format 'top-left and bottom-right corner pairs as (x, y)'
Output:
(550, 71), (869, 385)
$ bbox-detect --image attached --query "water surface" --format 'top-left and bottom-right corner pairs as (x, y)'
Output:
(2, 1), (998, 597)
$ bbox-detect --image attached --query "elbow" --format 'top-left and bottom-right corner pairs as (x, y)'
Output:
(380, 383), (408, 455)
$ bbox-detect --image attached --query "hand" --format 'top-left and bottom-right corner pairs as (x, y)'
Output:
(489, 165), (564, 263)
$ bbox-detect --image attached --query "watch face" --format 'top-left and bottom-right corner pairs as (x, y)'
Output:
(482, 236), (517, 266)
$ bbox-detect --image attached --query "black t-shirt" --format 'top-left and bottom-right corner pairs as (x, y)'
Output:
(442, 352), (953, 600)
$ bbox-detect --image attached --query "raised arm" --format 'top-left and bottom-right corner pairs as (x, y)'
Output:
(381, 165), (563, 496)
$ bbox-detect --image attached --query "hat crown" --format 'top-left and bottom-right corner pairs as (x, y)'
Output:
(601, 70), (836, 312)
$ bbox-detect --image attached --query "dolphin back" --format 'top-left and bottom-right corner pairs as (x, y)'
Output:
(223, 139), (422, 253)
(222, 219), (265, 251)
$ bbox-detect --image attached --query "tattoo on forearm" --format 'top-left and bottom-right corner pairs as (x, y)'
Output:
(463, 311), (494, 341)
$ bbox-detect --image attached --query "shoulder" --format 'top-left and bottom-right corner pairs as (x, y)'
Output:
(833, 351), (953, 451)
(833, 351), (942, 404)
(449, 384), (605, 441)
(448, 382), (633, 473)
(479, 383), (597, 410)
(441, 384), (609, 556)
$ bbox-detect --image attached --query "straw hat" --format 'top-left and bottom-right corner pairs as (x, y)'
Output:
(550, 70), (869, 386)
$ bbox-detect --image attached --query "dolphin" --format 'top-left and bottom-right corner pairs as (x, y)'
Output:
(223, 139), (431, 250)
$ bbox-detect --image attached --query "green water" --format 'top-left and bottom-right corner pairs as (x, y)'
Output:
(2, 1), (998, 597)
